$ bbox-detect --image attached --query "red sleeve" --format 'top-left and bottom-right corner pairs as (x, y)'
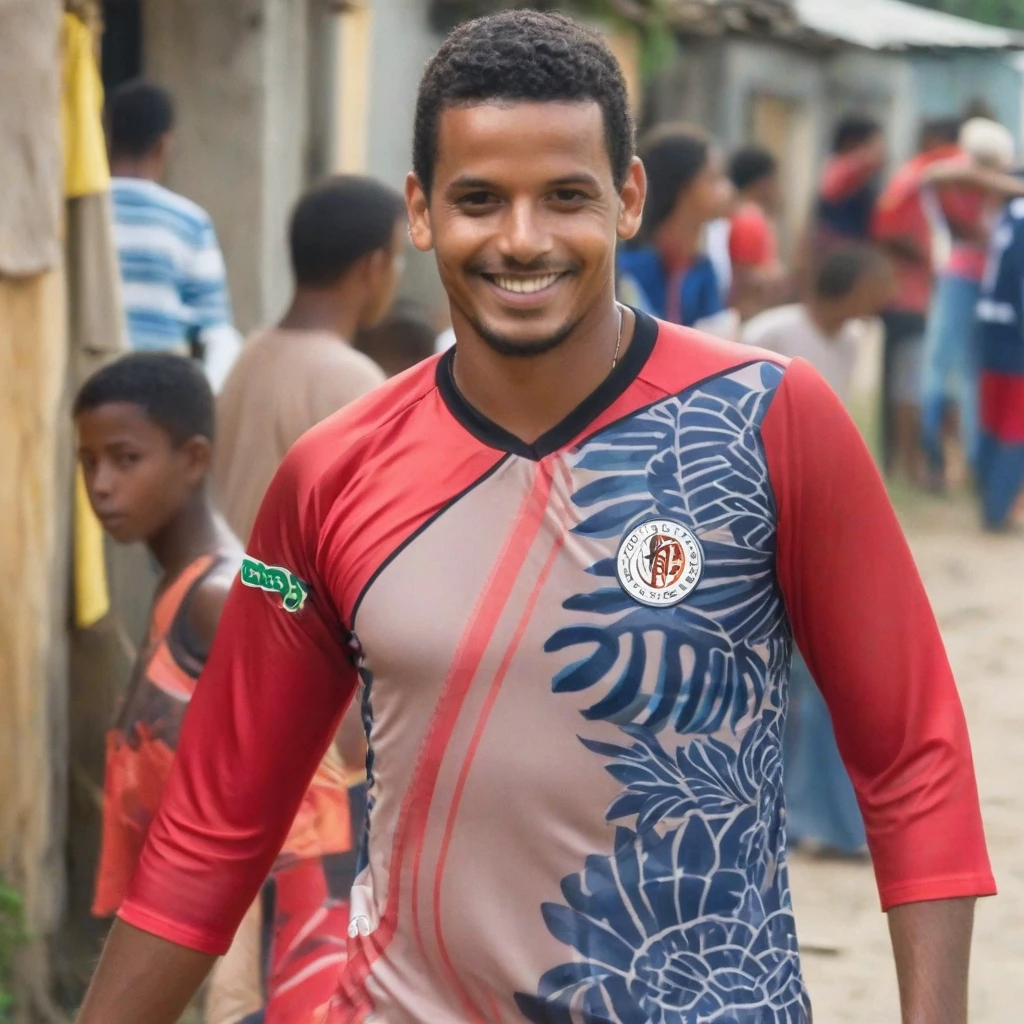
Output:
(728, 207), (774, 267)
(938, 184), (985, 235)
(819, 149), (881, 202)
(763, 359), (995, 911)
(871, 177), (924, 243)
(118, 444), (358, 954)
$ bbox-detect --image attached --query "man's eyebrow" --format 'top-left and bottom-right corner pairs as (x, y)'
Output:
(547, 173), (603, 190)
(445, 172), (604, 192)
(446, 176), (497, 192)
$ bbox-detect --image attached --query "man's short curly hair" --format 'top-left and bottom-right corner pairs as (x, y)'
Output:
(413, 9), (634, 195)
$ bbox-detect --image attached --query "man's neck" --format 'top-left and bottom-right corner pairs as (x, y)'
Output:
(654, 221), (702, 272)
(147, 491), (226, 583)
(109, 156), (162, 181)
(277, 286), (360, 343)
(449, 293), (631, 445)
(738, 190), (764, 213)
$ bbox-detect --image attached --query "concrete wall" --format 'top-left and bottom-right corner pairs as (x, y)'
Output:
(144, 0), (310, 334)
(366, 0), (446, 318)
(910, 51), (1022, 148)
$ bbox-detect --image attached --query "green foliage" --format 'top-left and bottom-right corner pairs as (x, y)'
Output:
(0, 881), (26, 1022)
(904, 0), (1024, 30)
(574, 0), (678, 79)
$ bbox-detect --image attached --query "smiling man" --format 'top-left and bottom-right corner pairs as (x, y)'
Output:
(76, 11), (994, 1024)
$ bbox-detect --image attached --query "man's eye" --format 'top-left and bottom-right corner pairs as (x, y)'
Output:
(552, 189), (587, 203)
(460, 192), (498, 207)
(116, 452), (140, 468)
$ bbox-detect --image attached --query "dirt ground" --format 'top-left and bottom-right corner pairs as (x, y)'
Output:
(790, 490), (1024, 1022)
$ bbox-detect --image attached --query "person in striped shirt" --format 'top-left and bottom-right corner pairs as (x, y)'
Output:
(108, 79), (241, 391)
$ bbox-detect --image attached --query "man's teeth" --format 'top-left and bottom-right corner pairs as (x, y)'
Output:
(492, 273), (560, 294)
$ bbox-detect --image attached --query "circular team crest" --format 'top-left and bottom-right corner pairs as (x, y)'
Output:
(616, 518), (704, 608)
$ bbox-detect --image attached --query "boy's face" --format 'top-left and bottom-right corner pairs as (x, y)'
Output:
(359, 220), (408, 329)
(678, 145), (734, 224)
(76, 402), (209, 545)
(838, 265), (896, 323)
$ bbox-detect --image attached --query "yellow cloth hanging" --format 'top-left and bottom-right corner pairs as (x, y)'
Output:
(64, 14), (113, 627)
(74, 466), (110, 628)
(62, 12), (109, 199)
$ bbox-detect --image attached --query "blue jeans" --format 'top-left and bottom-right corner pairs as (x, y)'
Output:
(920, 273), (982, 472)
(784, 654), (866, 855)
(977, 431), (1024, 529)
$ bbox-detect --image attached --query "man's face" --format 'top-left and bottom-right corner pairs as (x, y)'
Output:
(682, 146), (734, 224)
(758, 171), (783, 216)
(841, 266), (896, 322)
(76, 402), (207, 545)
(406, 101), (644, 357)
(360, 220), (408, 329)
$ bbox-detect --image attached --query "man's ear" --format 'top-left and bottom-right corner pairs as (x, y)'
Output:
(406, 172), (434, 253)
(181, 435), (212, 487)
(617, 156), (647, 243)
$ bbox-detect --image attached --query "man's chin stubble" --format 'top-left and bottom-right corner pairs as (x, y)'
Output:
(466, 314), (583, 359)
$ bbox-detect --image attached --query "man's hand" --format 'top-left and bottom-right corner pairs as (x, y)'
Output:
(888, 897), (976, 1024)
(76, 920), (215, 1024)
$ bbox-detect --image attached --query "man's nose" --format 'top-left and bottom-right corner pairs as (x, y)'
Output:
(495, 199), (554, 266)
(90, 462), (115, 500)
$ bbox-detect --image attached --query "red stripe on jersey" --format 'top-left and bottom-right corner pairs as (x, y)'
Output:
(432, 526), (565, 1013)
(337, 462), (555, 1012)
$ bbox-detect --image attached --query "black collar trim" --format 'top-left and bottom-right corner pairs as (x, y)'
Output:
(435, 308), (658, 461)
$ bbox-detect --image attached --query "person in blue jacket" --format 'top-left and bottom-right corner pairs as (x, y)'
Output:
(618, 123), (733, 326)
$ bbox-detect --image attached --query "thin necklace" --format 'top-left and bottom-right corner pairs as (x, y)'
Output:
(611, 303), (625, 370)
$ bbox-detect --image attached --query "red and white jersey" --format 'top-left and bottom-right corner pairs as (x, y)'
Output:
(121, 312), (994, 1023)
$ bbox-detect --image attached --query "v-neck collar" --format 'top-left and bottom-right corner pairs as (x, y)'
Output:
(435, 308), (658, 461)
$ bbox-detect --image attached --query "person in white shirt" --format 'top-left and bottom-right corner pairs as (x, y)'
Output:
(742, 244), (894, 405)
(742, 243), (894, 858)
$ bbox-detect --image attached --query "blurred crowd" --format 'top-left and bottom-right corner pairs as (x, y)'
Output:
(615, 107), (1024, 533)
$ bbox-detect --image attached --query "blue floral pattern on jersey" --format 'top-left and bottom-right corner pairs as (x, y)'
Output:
(546, 363), (788, 736)
(517, 363), (809, 1023)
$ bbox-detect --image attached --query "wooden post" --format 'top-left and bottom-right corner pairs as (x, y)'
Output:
(0, 1), (68, 1019)
(0, 271), (69, 1023)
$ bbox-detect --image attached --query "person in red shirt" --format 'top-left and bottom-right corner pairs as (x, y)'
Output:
(727, 144), (785, 320)
(871, 117), (961, 483)
(918, 118), (1016, 491)
(76, 12), (993, 1024)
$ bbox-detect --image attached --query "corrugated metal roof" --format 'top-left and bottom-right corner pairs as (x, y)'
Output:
(792, 0), (1024, 50)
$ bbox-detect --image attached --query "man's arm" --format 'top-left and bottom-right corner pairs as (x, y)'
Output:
(76, 442), (359, 1023)
(181, 217), (241, 392)
(923, 159), (1024, 200)
(184, 562), (236, 655)
(76, 923), (214, 1024)
(889, 899), (976, 1024)
(762, 358), (995, 1023)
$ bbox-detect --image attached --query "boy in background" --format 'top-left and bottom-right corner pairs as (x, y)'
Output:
(78, 354), (355, 1024)
(213, 175), (404, 541)
(76, 354), (240, 920)
(727, 144), (785, 320)
(744, 245), (894, 857)
(743, 244), (893, 406)
(107, 81), (241, 391)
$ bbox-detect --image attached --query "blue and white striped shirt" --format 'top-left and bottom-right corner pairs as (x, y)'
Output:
(111, 178), (235, 353)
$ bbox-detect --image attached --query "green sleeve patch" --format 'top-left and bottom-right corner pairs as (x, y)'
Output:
(240, 556), (309, 613)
